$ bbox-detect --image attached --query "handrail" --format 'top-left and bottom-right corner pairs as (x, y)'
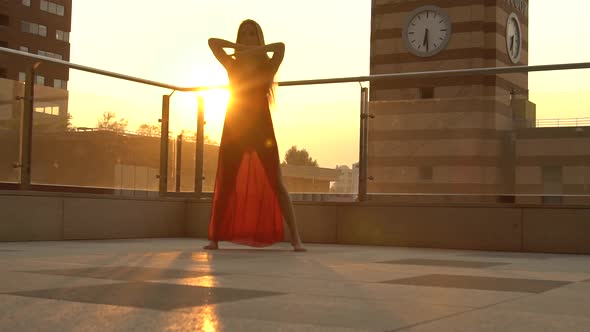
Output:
(3, 46), (590, 91)
(276, 62), (590, 87)
(4, 45), (590, 199)
(535, 117), (590, 128)
(0, 47), (185, 91)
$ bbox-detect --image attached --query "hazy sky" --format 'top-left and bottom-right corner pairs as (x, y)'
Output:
(66, 1), (590, 168)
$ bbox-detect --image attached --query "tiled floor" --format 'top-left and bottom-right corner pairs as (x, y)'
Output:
(23, 266), (226, 281)
(1, 238), (590, 331)
(382, 274), (570, 293)
(8, 282), (281, 311)
(378, 258), (509, 268)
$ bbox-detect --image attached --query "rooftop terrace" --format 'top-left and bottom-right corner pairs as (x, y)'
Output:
(1, 238), (590, 331)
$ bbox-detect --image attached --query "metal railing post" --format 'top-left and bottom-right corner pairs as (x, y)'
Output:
(194, 95), (205, 197)
(18, 65), (37, 189)
(158, 95), (170, 195)
(175, 134), (183, 192)
(358, 87), (369, 202)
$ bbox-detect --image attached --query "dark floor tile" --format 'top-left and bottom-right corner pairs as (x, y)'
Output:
(4, 282), (282, 311)
(378, 259), (509, 268)
(382, 274), (570, 293)
(22, 266), (221, 281)
(461, 252), (552, 260)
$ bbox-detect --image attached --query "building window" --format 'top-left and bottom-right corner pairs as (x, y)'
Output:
(22, 21), (38, 34)
(35, 105), (59, 116)
(56, 29), (70, 42)
(38, 25), (47, 37)
(41, 1), (65, 16)
(21, 21), (48, 37)
(35, 75), (45, 85)
(419, 166), (433, 181)
(19, 46), (29, 52)
(542, 166), (563, 204)
(0, 14), (9, 27)
(419, 87), (435, 99)
(53, 79), (66, 89)
(19, 72), (26, 82)
(48, 2), (57, 14)
(23, 0), (31, 6)
(38, 50), (63, 60)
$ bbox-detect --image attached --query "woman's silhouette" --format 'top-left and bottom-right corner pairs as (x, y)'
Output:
(204, 19), (306, 252)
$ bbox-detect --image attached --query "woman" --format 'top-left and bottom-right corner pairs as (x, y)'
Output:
(204, 19), (306, 252)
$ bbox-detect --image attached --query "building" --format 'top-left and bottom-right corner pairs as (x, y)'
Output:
(368, 0), (590, 202)
(331, 164), (360, 194)
(281, 164), (339, 193)
(369, 0), (533, 195)
(0, 0), (72, 131)
(0, 129), (340, 194)
(0, 0), (71, 85)
(515, 126), (590, 204)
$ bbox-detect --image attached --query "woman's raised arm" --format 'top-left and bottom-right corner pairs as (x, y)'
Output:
(208, 38), (237, 68)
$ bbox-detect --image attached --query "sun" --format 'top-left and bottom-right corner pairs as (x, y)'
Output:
(168, 66), (230, 141)
(200, 88), (230, 120)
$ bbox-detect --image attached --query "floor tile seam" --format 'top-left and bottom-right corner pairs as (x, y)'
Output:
(0, 292), (217, 314)
(0, 280), (138, 295)
(470, 304), (590, 320)
(383, 293), (535, 332)
(381, 273), (581, 286)
(0, 291), (477, 316)
(238, 291), (481, 310)
(9, 268), (587, 285)
(214, 271), (391, 284)
(159, 283), (511, 311)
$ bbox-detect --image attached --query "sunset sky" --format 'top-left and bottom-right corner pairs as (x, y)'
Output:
(65, 0), (590, 168)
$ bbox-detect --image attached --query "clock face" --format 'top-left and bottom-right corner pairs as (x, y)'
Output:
(506, 13), (522, 64)
(403, 6), (452, 57)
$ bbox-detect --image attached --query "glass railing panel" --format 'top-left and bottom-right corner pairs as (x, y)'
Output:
(201, 83), (361, 200)
(0, 77), (22, 183)
(30, 69), (170, 193)
(367, 69), (590, 204)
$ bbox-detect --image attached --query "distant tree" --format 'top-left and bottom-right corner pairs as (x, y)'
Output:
(136, 123), (160, 137)
(204, 135), (218, 145)
(282, 145), (318, 167)
(96, 111), (128, 133)
(179, 129), (193, 140)
(66, 113), (76, 131)
(176, 130), (219, 145)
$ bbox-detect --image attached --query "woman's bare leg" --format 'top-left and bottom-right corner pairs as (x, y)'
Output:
(276, 168), (306, 251)
(203, 150), (242, 251)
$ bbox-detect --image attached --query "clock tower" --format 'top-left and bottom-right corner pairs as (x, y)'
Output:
(368, 0), (532, 196)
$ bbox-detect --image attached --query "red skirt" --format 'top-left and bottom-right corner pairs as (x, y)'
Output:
(207, 104), (284, 247)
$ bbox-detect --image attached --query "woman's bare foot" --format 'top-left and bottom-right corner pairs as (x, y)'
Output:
(203, 241), (219, 250)
(292, 243), (307, 252)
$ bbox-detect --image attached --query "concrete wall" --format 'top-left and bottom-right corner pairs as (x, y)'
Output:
(0, 191), (185, 241)
(2, 191), (590, 254)
(186, 199), (590, 254)
(523, 208), (590, 254)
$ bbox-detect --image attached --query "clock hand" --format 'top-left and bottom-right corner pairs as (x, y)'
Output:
(423, 28), (429, 52)
(510, 35), (515, 54)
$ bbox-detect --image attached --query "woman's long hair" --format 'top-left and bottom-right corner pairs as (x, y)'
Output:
(235, 19), (276, 106)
